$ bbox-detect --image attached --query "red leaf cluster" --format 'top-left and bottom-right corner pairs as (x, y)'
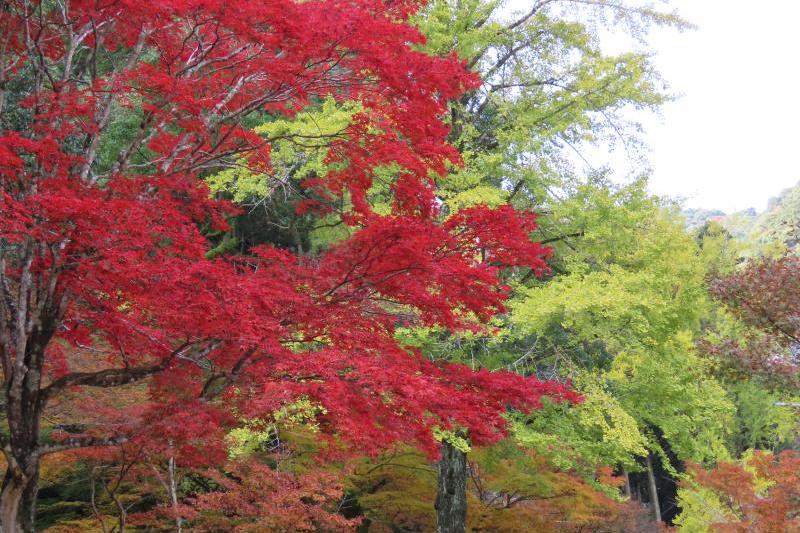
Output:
(0, 0), (572, 466)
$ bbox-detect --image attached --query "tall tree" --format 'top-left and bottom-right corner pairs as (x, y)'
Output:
(406, 2), (691, 526)
(0, 0), (576, 530)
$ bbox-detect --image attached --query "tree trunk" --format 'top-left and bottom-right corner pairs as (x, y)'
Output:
(1, 240), (66, 532)
(168, 455), (183, 533)
(0, 452), (40, 533)
(435, 441), (467, 533)
(1, 341), (48, 532)
(621, 467), (632, 500)
(645, 453), (661, 523)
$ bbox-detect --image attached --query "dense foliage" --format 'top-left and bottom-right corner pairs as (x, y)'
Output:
(0, 0), (797, 531)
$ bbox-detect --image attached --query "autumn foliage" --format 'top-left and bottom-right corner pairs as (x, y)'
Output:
(348, 442), (654, 533)
(8, 0), (791, 531)
(709, 256), (800, 388)
(183, 460), (359, 532)
(682, 451), (800, 533)
(0, 0), (575, 528)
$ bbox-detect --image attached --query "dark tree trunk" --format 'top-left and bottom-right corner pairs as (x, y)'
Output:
(645, 453), (661, 523)
(1, 341), (48, 533)
(19, 467), (39, 533)
(435, 441), (467, 533)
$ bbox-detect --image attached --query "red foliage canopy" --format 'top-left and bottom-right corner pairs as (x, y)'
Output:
(709, 257), (800, 388)
(0, 0), (573, 479)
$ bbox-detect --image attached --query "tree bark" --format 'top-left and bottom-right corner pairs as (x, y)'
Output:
(621, 467), (632, 500)
(1, 344), (47, 533)
(0, 452), (40, 533)
(645, 453), (661, 523)
(435, 441), (467, 533)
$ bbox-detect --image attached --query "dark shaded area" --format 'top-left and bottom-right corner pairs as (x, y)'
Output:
(627, 429), (684, 525)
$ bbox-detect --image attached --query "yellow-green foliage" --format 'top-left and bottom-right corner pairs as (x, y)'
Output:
(512, 373), (647, 476)
(512, 186), (709, 351)
(607, 333), (735, 466)
(414, 0), (681, 224)
(729, 381), (799, 453)
(696, 220), (744, 277)
(207, 97), (361, 203)
(444, 183), (508, 211)
(348, 450), (438, 531)
(413, 0), (503, 59)
(673, 485), (733, 533)
(432, 428), (471, 453)
(226, 423), (275, 459)
(273, 396), (327, 426)
(226, 397), (326, 459)
(510, 182), (734, 466)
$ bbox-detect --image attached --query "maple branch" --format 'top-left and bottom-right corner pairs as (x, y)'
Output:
(89, 467), (111, 533)
(81, 26), (150, 182)
(39, 341), (194, 405)
(752, 303), (800, 345)
(199, 346), (258, 400)
(10, 239), (34, 395)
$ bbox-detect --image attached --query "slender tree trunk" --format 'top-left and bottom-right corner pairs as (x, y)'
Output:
(0, 472), (26, 533)
(168, 456), (183, 533)
(435, 441), (467, 533)
(18, 466), (39, 533)
(645, 453), (661, 523)
(621, 467), (632, 500)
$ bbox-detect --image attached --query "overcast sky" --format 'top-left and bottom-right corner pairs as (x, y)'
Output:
(637, 0), (800, 213)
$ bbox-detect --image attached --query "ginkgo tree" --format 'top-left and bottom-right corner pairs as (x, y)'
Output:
(0, 0), (580, 530)
(510, 183), (736, 519)
(389, 1), (703, 525)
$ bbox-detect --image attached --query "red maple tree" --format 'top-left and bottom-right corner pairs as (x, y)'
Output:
(0, 0), (574, 529)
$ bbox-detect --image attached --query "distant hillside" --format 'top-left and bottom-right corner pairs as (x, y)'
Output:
(683, 208), (727, 230)
(683, 181), (800, 252)
(683, 207), (757, 241)
(750, 181), (800, 249)
(719, 208), (758, 241)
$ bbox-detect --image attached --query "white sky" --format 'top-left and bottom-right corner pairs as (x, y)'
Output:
(638, 0), (800, 213)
